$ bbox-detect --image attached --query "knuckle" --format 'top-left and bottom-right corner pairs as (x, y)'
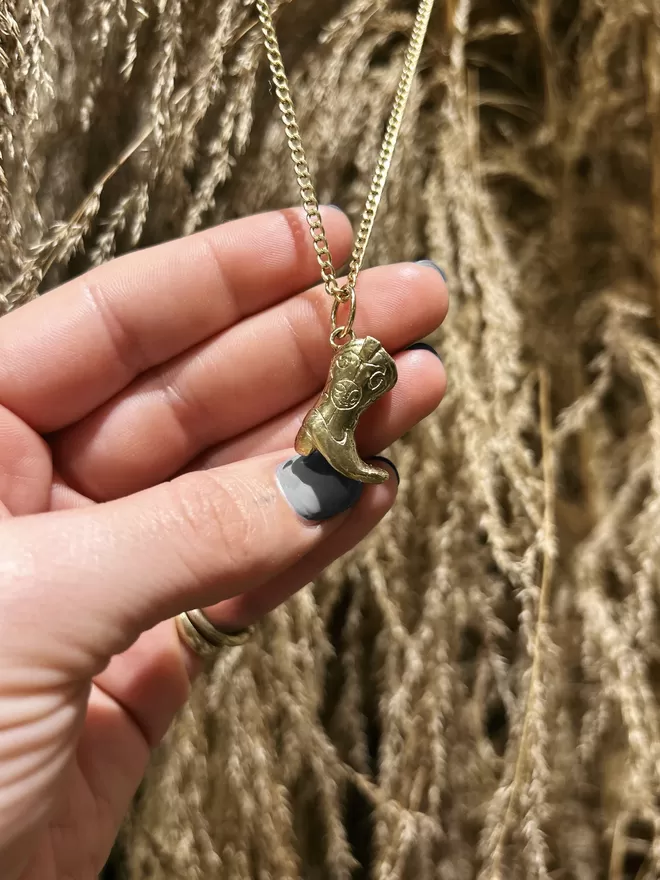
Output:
(195, 231), (238, 321)
(166, 471), (268, 581)
(288, 289), (333, 384)
(307, 284), (334, 329)
(84, 281), (145, 375)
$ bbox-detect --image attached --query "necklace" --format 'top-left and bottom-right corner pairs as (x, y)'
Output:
(257, 0), (436, 483)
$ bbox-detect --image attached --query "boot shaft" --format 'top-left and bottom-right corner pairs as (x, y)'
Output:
(314, 336), (398, 434)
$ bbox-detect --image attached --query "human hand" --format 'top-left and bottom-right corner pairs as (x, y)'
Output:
(0, 208), (447, 879)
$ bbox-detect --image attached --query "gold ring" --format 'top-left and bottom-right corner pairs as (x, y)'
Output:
(175, 609), (254, 658)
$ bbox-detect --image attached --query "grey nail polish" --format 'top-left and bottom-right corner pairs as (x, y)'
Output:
(276, 451), (363, 521)
(405, 341), (442, 361)
(369, 456), (399, 485)
(416, 259), (447, 282)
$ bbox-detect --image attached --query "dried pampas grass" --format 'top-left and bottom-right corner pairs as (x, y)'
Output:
(3, 1), (660, 878)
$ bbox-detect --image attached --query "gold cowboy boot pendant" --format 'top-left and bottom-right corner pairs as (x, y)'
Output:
(295, 336), (398, 483)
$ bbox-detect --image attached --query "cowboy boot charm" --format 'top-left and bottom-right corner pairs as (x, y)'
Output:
(295, 336), (398, 483)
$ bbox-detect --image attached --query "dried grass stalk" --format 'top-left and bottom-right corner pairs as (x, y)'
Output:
(3, 1), (660, 878)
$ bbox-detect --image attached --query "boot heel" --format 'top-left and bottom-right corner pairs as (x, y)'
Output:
(294, 421), (314, 456)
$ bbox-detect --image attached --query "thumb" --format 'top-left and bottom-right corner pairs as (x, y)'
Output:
(0, 449), (381, 678)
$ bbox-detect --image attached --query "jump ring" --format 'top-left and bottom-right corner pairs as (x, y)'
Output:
(330, 285), (356, 340)
(330, 326), (356, 349)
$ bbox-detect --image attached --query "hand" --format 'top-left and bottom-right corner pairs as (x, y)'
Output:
(0, 208), (447, 880)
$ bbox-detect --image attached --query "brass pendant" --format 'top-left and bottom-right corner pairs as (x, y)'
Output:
(295, 336), (398, 483)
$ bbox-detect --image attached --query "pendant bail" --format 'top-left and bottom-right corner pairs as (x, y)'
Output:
(330, 284), (357, 348)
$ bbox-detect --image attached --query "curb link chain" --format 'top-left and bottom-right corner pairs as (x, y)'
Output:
(256, 0), (436, 347)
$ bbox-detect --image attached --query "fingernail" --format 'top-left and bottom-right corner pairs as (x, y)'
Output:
(416, 259), (447, 282)
(276, 451), (363, 522)
(369, 456), (399, 485)
(327, 204), (344, 213)
(405, 341), (442, 361)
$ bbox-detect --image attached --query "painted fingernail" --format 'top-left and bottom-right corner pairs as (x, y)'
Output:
(369, 456), (399, 485)
(276, 451), (363, 521)
(405, 341), (442, 361)
(416, 259), (447, 282)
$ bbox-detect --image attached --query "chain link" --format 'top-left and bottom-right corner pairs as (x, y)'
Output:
(256, 0), (436, 344)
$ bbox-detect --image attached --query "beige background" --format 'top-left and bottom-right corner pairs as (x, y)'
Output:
(2, 1), (659, 878)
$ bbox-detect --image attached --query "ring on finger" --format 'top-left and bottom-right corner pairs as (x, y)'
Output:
(175, 608), (254, 657)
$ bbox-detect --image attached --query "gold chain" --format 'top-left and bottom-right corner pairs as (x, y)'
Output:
(256, 0), (436, 347)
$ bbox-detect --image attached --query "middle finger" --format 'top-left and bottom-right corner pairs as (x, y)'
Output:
(53, 262), (447, 500)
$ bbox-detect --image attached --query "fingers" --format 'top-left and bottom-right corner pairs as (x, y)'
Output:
(91, 621), (191, 749)
(86, 347), (445, 746)
(91, 460), (398, 748)
(201, 459), (399, 632)
(0, 208), (352, 433)
(53, 263), (448, 500)
(193, 345), (446, 469)
(0, 449), (395, 681)
(71, 456), (397, 863)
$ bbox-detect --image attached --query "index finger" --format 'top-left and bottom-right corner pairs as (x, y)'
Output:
(0, 207), (352, 432)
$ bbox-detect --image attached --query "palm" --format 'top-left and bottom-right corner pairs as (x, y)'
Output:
(2, 440), (151, 880)
(0, 211), (446, 880)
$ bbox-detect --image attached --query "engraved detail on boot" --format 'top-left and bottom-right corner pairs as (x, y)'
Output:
(368, 370), (387, 393)
(294, 336), (398, 483)
(331, 379), (362, 410)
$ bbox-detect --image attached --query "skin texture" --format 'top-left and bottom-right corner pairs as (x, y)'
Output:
(0, 207), (448, 880)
